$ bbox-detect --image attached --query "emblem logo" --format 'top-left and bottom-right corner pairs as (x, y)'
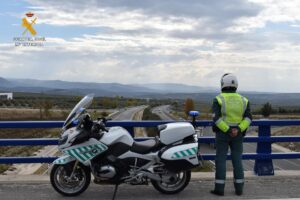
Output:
(22, 12), (37, 36)
(13, 12), (46, 47)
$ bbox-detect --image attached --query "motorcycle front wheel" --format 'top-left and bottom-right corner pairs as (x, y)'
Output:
(151, 170), (191, 194)
(50, 162), (91, 196)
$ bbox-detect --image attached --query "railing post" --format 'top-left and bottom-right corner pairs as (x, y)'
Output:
(254, 125), (274, 176)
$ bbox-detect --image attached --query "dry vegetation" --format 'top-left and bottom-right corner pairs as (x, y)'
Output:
(0, 108), (69, 120)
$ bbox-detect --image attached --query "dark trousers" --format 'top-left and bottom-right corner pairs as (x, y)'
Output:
(214, 131), (244, 193)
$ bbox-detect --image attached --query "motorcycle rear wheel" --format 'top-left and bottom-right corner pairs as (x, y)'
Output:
(151, 170), (191, 194)
(50, 163), (91, 196)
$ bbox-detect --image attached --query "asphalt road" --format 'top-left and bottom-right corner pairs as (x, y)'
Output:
(151, 105), (300, 171)
(152, 105), (176, 120)
(113, 106), (146, 121)
(1, 177), (299, 200)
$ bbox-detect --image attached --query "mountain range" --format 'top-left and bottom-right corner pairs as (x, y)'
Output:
(1, 77), (300, 107)
(0, 77), (218, 97)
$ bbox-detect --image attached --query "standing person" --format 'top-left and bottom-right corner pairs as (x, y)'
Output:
(210, 73), (252, 196)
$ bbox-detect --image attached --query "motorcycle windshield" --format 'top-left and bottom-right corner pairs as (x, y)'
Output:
(63, 94), (94, 129)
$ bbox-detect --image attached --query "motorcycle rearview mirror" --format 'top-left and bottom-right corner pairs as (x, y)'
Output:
(97, 117), (112, 124)
(97, 117), (105, 121)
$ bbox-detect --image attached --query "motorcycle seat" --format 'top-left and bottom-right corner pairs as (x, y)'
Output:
(131, 138), (159, 154)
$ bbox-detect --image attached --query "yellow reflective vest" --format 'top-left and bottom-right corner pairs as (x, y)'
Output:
(215, 93), (251, 133)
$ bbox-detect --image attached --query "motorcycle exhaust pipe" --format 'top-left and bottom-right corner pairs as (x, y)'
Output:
(143, 172), (161, 181)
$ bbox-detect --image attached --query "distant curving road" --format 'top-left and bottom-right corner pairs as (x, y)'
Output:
(113, 106), (147, 121)
(152, 105), (176, 120)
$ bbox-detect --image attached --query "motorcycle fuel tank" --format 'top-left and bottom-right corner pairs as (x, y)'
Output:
(160, 122), (195, 145)
(100, 126), (134, 146)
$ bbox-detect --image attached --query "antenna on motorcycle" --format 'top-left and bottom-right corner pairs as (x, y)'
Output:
(188, 111), (199, 128)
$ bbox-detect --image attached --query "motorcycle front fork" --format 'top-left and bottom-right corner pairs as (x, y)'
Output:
(68, 160), (79, 181)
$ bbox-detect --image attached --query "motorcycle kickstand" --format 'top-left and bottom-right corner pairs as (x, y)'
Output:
(112, 184), (119, 200)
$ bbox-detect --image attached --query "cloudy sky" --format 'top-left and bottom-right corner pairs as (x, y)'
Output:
(1, 0), (300, 92)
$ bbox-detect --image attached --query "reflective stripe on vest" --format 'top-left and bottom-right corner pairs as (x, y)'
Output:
(216, 93), (248, 125)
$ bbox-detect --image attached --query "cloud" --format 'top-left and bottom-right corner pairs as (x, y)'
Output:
(28, 0), (260, 20)
(26, 0), (261, 35)
(0, 0), (300, 92)
(228, 0), (300, 33)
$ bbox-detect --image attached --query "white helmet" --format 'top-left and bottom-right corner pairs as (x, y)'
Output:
(221, 73), (238, 89)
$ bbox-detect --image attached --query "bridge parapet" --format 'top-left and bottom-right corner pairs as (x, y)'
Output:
(0, 120), (300, 176)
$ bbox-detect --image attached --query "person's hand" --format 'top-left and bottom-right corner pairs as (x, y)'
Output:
(230, 128), (238, 137)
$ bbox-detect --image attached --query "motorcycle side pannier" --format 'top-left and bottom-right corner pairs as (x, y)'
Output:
(159, 143), (199, 172)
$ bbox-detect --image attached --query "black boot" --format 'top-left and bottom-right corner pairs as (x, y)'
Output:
(210, 190), (224, 196)
(235, 190), (243, 196)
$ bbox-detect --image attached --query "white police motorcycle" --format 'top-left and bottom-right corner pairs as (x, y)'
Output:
(50, 94), (199, 197)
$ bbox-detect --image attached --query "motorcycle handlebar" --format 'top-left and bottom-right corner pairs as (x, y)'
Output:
(95, 118), (109, 132)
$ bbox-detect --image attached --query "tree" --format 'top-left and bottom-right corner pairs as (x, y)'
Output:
(34, 100), (53, 119)
(184, 98), (195, 118)
(43, 100), (53, 117)
(33, 101), (44, 119)
(101, 97), (111, 108)
(75, 96), (83, 103)
(278, 107), (287, 114)
(114, 96), (121, 108)
(171, 101), (179, 111)
(125, 99), (137, 107)
(261, 102), (272, 117)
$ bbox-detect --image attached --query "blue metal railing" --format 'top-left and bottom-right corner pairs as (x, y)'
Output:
(0, 120), (300, 176)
